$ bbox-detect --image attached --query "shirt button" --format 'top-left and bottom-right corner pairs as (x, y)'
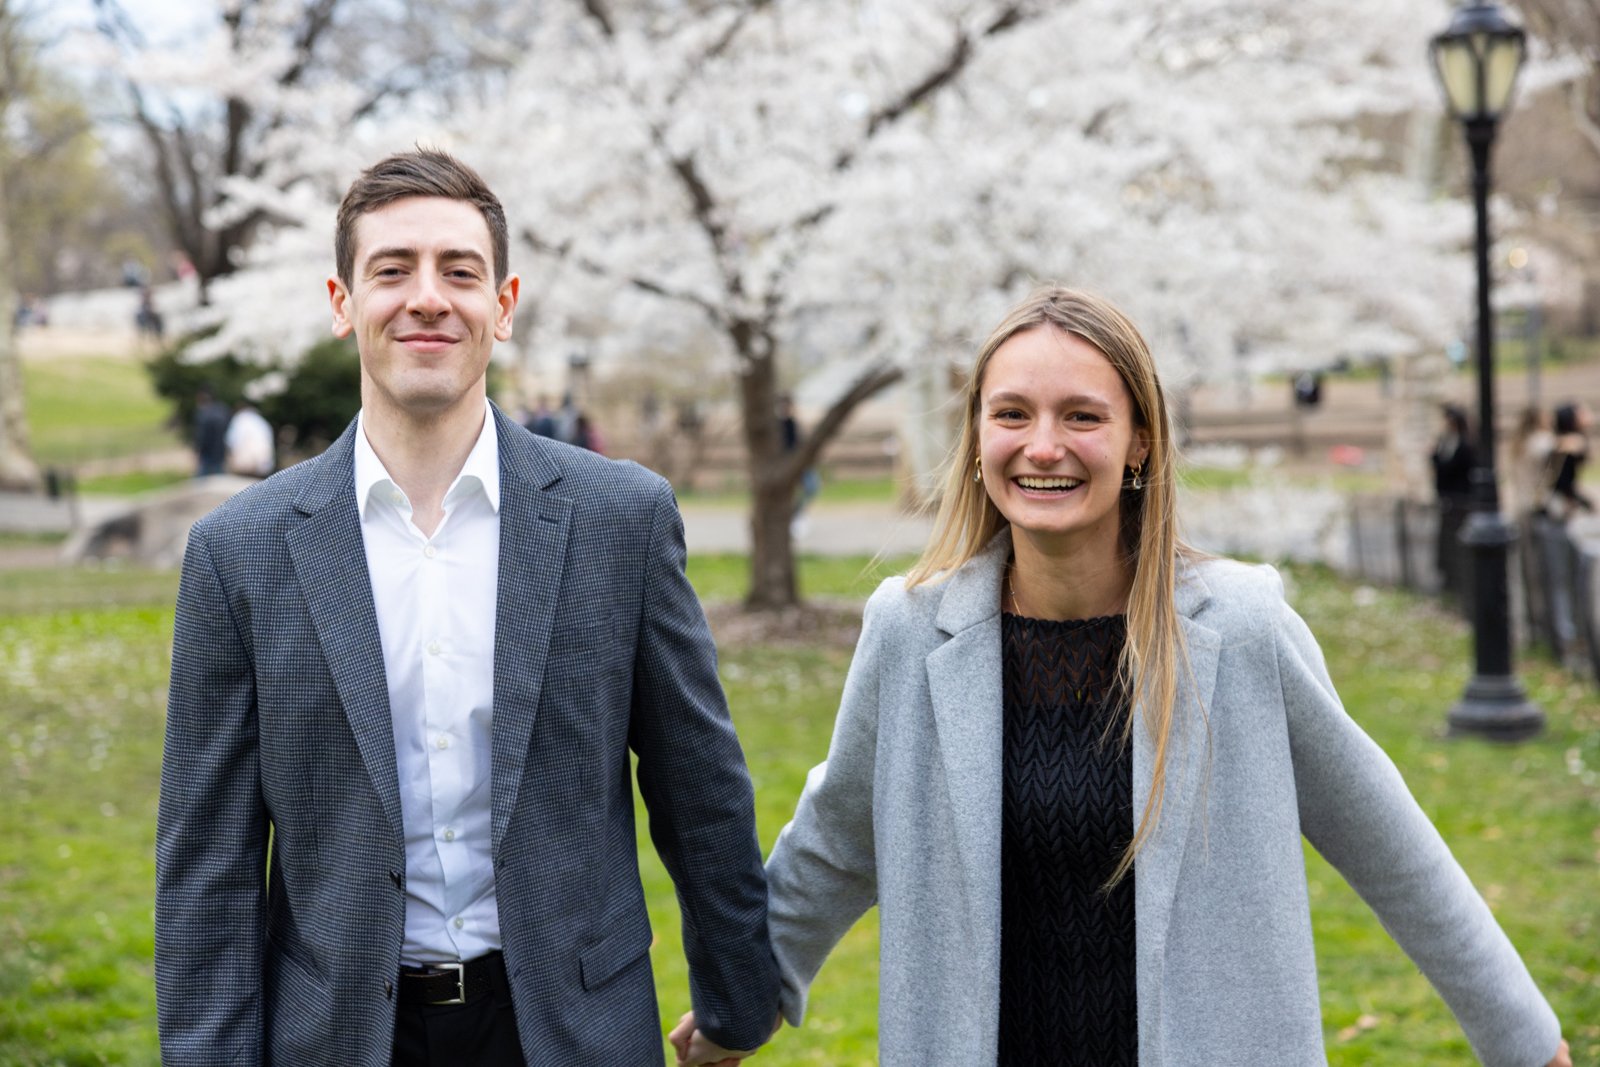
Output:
(427, 641), (441, 656)
(423, 544), (437, 558)
(443, 828), (455, 842)
(453, 918), (464, 930)
(435, 736), (449, 750)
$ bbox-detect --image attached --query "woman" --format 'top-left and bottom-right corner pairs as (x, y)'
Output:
(1508, 405), (1555, 520)
(672, 288), (1568, 1067)
(1431, 402), (1476, 598)
(1548, 401), (1593, 520)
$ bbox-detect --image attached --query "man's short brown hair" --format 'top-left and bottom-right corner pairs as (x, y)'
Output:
(335, 148), (509, 287)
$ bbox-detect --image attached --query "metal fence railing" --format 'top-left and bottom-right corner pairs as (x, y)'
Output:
(1344, 495), (1600, 688)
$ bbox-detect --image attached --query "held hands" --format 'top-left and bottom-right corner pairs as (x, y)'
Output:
(1546, 1039), (1571, 1067)
(668, 1010), (781, 1067)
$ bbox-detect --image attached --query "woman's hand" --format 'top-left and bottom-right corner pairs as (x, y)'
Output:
(668, 1010), (782, 1067)
(1545, 1038), (1571, 1067)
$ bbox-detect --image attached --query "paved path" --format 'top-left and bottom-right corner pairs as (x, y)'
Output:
(0, 490), (934, 564)
(0, 481), (1368, 566)
(680, 502), (933, 557)
(0, 492), (133, 535)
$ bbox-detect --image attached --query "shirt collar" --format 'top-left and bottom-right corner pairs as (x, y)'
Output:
(354, 399), (501, 520)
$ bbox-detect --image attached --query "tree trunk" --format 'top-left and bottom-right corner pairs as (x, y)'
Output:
(739, 336), (908, 610)
(0, 158), (41, 492)
(748, 472), (799, 609)
(739, 337), (800, 609)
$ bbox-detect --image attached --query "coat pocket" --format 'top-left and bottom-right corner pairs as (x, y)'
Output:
(578, 914), (653, 992)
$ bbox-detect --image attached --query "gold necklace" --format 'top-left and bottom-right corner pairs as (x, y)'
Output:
(1007, 558), (1024, 616)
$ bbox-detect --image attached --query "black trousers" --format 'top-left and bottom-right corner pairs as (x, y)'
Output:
(391, 961), (527, 1067)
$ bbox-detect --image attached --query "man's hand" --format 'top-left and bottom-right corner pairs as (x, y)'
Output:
(668, 1010), (781, 1067)
(1546, 1038), (1571, 1067)
(668, 1011), (747, 1067)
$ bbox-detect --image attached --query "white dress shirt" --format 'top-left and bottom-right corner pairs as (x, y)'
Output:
(354, 402), (501, 965)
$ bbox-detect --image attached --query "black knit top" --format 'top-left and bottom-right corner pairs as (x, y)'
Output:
(998, 612), (1136, 1067)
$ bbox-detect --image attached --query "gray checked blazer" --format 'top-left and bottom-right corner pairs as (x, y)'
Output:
(155, 405), (779, 1065)
(764, 530), (1562, 1067)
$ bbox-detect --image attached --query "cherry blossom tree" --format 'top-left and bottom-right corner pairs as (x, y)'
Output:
(197, 0), (1469, 608)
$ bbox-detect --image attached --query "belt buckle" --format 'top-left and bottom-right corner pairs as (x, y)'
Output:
(437, 961), (466, 1005)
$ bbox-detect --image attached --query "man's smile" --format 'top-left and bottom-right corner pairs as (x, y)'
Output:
(395, 331), (460, 352)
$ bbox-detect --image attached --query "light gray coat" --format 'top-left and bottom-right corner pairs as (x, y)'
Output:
(765, 532), (1561, 1066)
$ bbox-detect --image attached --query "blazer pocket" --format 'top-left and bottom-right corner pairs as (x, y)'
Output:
(578, 914), (653, 992)
(555, 611), (627, 667)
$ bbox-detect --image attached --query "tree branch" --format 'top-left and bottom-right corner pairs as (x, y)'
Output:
(579, 0), (616, 39)
(280, 0), (342, 88)
(1570, 74), (1600, 162)
(665, 0), (772, 107)
(833, 3), (1034, 173)
(786, 360), (905, 479)
(521, 225), (729, 329)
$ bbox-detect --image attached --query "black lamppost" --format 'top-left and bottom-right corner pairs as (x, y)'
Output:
(1430, 2), (1544, 740)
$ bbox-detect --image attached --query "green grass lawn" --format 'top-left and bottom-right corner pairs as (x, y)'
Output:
(19, 357), (177, 470)
(72, 472), (191, 497)
(0, 560), (1595, 1064)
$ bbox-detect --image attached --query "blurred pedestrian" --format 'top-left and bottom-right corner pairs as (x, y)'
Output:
(1508, 406), (1555, 520)
(779, 394), (821, 536)
(1292, 369), (1322, 408)
(555, 391), (581, 444)
(1431, 403), (1475, 598)
(522, 395), (557, 437)
(1547, 401), (1593, 521)
(572, 411), (605, 453)
(136, 287), (165, 344)
(192, 385), (230, 477)
(224, 402), (275, 477)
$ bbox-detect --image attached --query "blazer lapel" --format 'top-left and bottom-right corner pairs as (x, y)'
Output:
(1134, 565), (1220, 1051)
(926, 534), (1010, 929)
(487, 408), (572, 857)
(286, 422), (404, 849)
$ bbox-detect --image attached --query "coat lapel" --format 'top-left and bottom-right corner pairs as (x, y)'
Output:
(925, 534), (1010, 929)
(1133, 565), (1220, 1057)
(487, 408), (572, 856)
(286, 421), (405, 849)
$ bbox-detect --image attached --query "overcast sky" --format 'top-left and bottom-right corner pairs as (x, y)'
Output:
(40, 0), (210, 50)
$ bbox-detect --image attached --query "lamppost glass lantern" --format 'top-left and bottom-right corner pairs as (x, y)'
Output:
(1430, 3), (1526, 123)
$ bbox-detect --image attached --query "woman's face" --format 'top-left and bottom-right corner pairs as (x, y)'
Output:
(977, 326), (1148, 561)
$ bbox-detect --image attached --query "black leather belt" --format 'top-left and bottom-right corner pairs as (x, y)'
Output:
(398, 951), (505, 1007)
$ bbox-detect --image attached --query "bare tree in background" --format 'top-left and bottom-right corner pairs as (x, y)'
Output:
(91, 0), (354, 304)
(91, 0), (535, 305)
(0, 0), (42, 491)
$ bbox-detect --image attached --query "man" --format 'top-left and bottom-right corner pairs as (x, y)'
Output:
(156, 149), (778, 1066)
(192, 384), (229, 476)
(521, 395), (558, 439)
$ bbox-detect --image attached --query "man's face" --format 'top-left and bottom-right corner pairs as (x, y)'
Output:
(328, 196), (518, 421)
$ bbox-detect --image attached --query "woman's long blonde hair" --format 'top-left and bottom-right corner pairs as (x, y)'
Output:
(906, 286), (1199, 884)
